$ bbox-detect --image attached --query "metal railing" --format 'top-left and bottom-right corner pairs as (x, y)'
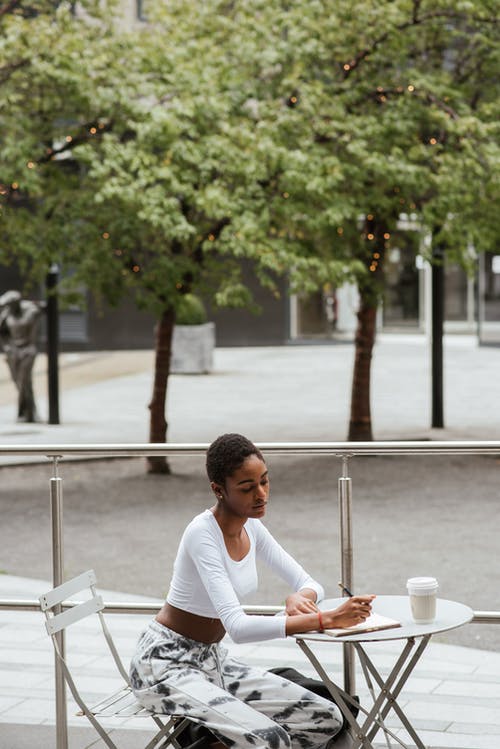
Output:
(1, 440), (500, 749)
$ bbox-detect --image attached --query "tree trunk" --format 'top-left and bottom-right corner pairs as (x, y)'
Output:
(348, 215), (389, 441)
(348, 294), (377, 441)
(147, 307), (175, 474)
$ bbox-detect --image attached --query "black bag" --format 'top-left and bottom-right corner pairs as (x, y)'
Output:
(269, 666), (359, 732)
(177, 722), (216, 749)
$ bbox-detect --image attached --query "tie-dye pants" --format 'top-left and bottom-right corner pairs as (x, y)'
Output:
(130, 620), (343, 749)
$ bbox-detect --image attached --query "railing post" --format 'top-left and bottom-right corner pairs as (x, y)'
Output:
(338, 455), (355, 695)
(50, 456), (68, 749)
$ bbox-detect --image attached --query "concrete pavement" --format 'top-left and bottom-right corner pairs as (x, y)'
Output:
(1, 334), (500, 747)
(1, 334), (500, 454)
(1, 574), (500, 749)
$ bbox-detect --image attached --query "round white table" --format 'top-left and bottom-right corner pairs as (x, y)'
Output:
(295, 596), (473, 749)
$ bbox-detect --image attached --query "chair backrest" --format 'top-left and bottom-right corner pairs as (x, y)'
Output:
(40, 570), (104, 633)
(39, 569), (129, 683)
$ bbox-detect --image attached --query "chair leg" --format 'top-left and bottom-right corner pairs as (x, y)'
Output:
(144, 716), (193, 749)
(81, 709), (120, 749)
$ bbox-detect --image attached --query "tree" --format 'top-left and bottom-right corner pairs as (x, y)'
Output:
(2, 0), (498, 455)
(1, 0), (352, 471)
(193, 0), (499, 439)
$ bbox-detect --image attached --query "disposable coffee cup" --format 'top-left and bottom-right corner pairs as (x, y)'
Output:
(406, 577), (438, 624)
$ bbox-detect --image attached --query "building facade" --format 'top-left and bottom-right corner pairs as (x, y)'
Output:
(2, 237), (499, 350)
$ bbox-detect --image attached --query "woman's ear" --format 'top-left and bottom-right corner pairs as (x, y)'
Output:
(211, 482), (224, 500)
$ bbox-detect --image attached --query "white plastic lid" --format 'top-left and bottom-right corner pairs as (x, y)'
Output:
(406, 576), (438, 590)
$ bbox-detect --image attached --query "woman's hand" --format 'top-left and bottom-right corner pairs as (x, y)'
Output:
(285, 591), (319, 616)
(323, 595), (376, 629)
(284, 594), (377, 637)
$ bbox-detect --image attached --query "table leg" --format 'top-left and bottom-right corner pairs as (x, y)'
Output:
(296, 640), (404, 749)
(355, 637), (431, 748)
(352, 640), (419, 749)
(357, 653), (392, 749)
(296, 636), (434, 749)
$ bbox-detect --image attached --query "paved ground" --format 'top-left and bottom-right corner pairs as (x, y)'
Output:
(1, 453), (499, 651)
(1, 334), (500, 449)
(1, 575), (500, 749)
(0, 335), (500, 747)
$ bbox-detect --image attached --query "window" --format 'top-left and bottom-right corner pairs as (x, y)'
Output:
(136, 0), (147, 21)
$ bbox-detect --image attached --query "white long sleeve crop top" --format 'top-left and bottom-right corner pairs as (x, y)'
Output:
(166, 509), (324, 644)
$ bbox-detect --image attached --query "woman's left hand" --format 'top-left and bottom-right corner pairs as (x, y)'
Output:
(285, 592), (319, 616)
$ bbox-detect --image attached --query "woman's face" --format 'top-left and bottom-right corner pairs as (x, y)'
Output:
(213, 454), (269, 519)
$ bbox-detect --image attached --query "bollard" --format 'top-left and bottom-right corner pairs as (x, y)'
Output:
(339, 456), (355, 695)
(50, 457), (68, 749)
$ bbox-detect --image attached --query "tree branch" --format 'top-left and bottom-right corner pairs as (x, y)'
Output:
(412, 0), (422, 24)
(193, 216), (231, 266)
(35, 120), (113, 164)
(0, 0), (21, 16)
(0, 58), (30, 84)
(418, 89), (459, 119)
(341, 8), (498, 79)
(348, 84), (459, 119)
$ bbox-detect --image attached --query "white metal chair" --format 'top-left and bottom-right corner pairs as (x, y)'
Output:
(39, 569), (191, 749)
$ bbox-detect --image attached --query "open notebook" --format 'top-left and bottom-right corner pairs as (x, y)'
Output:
(323, 612), (401, 637)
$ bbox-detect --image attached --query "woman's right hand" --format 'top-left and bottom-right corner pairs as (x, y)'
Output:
(322, 595), (376, 629)
(284, 594), (377, 637)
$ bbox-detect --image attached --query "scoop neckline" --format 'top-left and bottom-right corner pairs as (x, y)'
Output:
(205, 509), (252, 564)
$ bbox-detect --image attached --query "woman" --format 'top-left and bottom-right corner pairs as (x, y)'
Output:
(130, 433), (375, 749)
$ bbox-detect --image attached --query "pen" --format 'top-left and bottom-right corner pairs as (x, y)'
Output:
(338, 581), (354, 597)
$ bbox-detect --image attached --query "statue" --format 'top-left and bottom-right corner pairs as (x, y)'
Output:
(0, 290), (46, 423)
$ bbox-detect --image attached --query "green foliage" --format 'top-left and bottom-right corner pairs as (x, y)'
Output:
(176, 294), (207, 325)
(0, 0), (498, 316)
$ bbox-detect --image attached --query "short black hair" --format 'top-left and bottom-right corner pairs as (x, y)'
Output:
(206, 433), (264, 486)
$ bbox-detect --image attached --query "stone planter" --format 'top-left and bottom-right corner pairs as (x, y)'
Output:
(170, 322), (215, 374)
